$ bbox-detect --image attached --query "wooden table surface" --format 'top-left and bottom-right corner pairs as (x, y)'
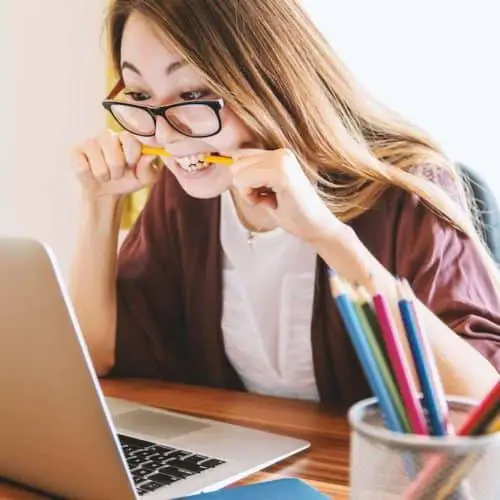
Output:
(0, 379), (351, 499)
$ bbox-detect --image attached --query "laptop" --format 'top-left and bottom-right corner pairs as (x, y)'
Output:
(0, 237), (309, 499)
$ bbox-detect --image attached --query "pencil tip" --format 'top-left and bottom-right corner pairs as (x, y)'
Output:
(395, 277), (415, 301)
(327, 269), (345, 296)
(402, 279), (415, 299)
(395, 277), (405, 299)
(357, 286), (371, 303)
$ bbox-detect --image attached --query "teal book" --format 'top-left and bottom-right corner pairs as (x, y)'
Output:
(179, 478), (329, 499)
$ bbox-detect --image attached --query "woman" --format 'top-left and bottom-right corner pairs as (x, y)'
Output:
(70, 0), (499, 407)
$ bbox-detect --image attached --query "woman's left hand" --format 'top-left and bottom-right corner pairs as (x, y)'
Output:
(228, 148), (345, 245)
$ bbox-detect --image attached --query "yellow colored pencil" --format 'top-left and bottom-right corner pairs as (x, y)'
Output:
(488, 416), (500, 433)
(141, 145), (233, 165)
(434, 454), (478, 500)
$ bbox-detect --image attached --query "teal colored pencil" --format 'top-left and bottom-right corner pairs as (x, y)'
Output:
(349, 286), (412, 433)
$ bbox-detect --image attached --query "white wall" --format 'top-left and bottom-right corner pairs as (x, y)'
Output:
(0, 1), (107, 276)
(304, 0), (500, 192)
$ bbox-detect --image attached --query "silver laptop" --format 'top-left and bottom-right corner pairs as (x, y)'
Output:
(0, 237), (309, 499)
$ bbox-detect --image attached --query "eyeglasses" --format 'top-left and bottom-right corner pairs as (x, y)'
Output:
(102, 79), (224, 138)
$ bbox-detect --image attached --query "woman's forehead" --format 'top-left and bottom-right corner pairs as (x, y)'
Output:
(120, 12), (181, 70)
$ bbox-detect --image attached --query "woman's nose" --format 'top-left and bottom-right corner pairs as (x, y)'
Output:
(154, 116), (180, 147)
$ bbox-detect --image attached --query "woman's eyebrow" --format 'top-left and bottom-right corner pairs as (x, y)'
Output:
(121, 59), (187, 77)
(121, 61), (141, 75)
(165, 60), (187, 76)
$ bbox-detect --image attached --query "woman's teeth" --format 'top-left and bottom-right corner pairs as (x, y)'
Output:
(176, 154), (210, 173)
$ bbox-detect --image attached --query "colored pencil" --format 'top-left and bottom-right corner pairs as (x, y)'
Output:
(488, 417), (500, 433)
(433, 454), (478, 500)
(368, 281), (428, 435)
(356, 286), (390, 363)
(455, 382), (500, 436)
(404, 449), (476, 500)
(351, 287), (411, 433)
(327, 270), (497, 499)
(328, 271), (404, 432)
(397, 279), (449, 436)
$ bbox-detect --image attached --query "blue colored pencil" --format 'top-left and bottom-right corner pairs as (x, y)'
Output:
(396, 279), (449, 436)
(329, 270), (404, 433)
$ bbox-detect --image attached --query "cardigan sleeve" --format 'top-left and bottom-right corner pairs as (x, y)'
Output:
(395, 192), (500, 372)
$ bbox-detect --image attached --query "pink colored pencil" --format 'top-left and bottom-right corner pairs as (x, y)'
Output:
(369, 282), (428, 435)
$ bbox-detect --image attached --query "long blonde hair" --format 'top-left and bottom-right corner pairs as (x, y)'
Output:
(107, 0), (498, 287)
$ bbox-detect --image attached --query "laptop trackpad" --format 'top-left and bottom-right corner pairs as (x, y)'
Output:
(114, 409), (209, 441)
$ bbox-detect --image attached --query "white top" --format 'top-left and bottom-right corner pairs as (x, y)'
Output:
(220, 190), (319, 401)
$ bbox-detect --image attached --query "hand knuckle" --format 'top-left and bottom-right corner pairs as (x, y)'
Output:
(97, 171), (110, 181)
(109, 163), (125, 176)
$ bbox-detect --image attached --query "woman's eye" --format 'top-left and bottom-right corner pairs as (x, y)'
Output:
(180, 90), (209, 101)
(124, 91), (151, 102)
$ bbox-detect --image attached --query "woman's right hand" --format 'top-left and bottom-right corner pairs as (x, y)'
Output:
(72, 130), (160, 198)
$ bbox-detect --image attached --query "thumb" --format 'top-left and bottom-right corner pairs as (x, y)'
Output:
(135, 155), (161, 186)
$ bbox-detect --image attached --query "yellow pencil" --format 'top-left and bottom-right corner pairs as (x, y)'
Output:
(141, 145), (172, 158)
(141, 145), (233, 165)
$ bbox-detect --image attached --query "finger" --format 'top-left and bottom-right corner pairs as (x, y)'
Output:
(98, 131), (126, 180)
(72, 148), (96, 189)
(219, 148), (264, 162)
(232, 162), (278, 209)
(232, 160), (280, 190)
(247, 190), (278, 209)
(82, 139), (111, 182)
(228, 155), (265, 176)
(135, 155), (160, 186)
(120, 131), (142, 167)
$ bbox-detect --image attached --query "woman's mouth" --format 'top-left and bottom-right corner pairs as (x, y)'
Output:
(175, 154), (212, 173)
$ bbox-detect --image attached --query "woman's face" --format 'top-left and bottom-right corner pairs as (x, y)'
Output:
(120, 12), (257, 199)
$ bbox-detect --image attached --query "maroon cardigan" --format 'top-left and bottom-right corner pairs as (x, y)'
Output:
(110, 169), (500, 407)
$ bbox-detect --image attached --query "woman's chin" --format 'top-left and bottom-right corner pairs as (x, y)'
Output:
(170, 163), (230, 199)
(179, 183), (225, 199)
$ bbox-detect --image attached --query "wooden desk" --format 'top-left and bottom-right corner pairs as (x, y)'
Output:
(0, 380), (351, 499)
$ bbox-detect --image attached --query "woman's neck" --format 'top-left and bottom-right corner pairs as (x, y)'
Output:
(229, 187), (278, 233)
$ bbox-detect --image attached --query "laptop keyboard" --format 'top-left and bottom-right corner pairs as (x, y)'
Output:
(118, 434), (226, 496)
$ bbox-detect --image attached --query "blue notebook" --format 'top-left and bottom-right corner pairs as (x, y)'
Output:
(179, 478), (329, 499)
